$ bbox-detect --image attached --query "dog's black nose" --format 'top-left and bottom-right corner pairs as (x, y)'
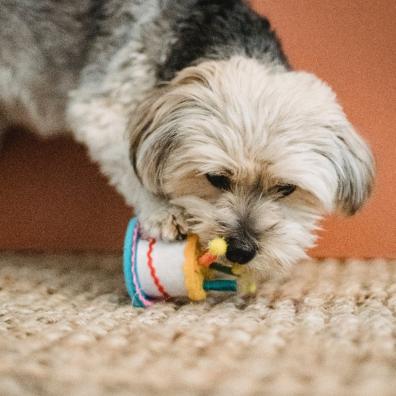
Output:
(225, 238), (257, 264)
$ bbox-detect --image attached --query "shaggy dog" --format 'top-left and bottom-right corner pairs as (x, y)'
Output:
(0, 0), (374, 276)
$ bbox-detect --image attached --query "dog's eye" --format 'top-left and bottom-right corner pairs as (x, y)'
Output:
(274, 184), (296, 197)
(206, 173), (231, 190)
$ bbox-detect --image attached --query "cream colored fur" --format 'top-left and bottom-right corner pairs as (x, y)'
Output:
(129, 57), (374, 275)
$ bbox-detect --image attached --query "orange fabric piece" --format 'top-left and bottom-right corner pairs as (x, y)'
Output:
(198, 252), (217, 268)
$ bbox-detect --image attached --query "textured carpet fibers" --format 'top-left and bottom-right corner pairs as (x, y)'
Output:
(0, 254), (395, 396)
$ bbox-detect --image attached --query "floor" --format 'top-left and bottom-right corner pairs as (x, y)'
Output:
(0, 254), (395, 396)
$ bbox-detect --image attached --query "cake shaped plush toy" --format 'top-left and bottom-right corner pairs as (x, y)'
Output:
(123, 218), (256, 307)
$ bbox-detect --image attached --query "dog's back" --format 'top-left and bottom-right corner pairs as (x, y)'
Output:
(0, 0), (95, 134)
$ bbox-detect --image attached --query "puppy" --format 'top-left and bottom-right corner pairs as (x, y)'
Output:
(0, 0), (374, 277)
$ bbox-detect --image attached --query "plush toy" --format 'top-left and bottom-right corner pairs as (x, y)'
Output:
(123, 217), (256, 307)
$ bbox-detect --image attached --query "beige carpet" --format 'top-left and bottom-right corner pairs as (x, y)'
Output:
(0, 254), (395, 396)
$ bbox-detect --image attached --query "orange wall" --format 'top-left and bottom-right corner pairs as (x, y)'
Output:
(0, 1), (395, 257)
(0, 130), (130, 251)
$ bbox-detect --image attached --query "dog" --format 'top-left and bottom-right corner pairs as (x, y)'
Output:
(0, 0), (374, 277)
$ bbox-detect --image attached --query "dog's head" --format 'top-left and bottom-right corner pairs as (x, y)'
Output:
(129, 57), (374, 276)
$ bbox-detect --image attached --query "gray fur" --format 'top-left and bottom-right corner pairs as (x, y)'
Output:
(0, 0), (284, 134)
(0, 0), (92, 133)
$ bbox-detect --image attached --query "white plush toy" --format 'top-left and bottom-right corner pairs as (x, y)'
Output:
(123, 218), (256, 307)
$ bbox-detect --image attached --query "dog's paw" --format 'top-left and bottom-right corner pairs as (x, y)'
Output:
(138, 204), (189, 241)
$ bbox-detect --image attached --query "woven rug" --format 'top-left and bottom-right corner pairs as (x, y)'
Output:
(0, 254), (395, 396)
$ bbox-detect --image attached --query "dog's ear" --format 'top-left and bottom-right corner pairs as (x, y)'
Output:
(331, 120), (375, 215)
(128, 85), (177, 195)
(289, 71), (375, 215)
(129, 62), (219, 195)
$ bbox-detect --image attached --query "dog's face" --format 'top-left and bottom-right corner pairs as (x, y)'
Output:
(130, 57), (374, 276)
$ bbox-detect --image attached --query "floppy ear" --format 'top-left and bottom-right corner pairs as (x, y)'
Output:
(128, 85), (178, 196)
(292, 71), (375, 215)
(129, 62), (220, 195)
(332, 120), (375, 215)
